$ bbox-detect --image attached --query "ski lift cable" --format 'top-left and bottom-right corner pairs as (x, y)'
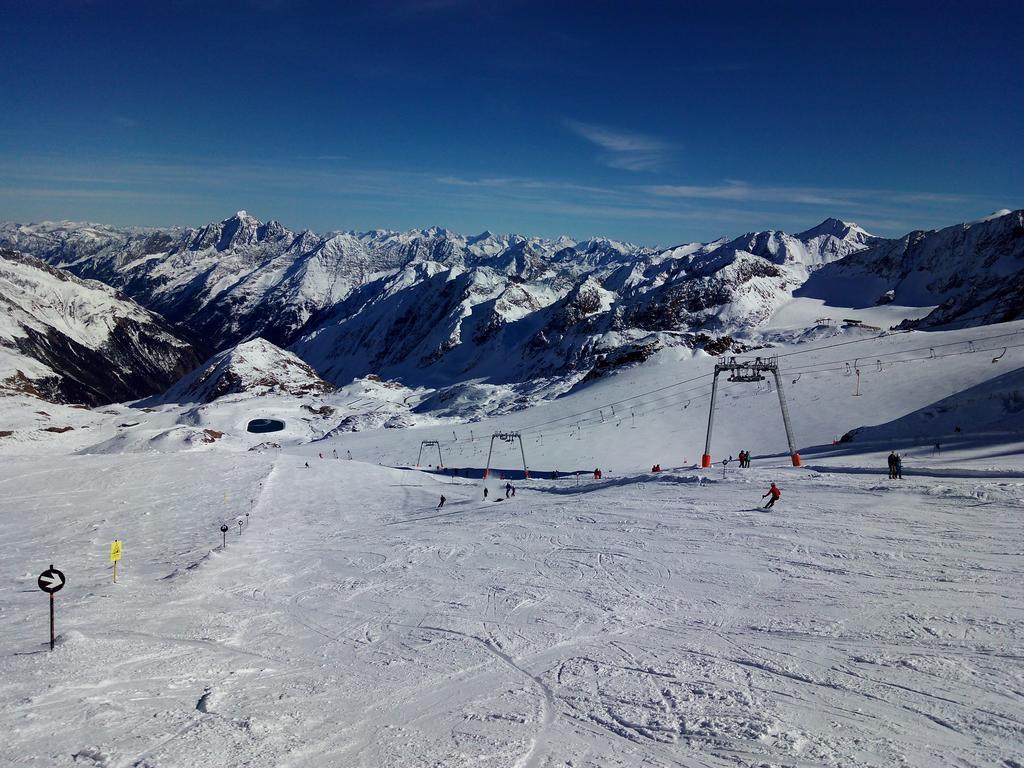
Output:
(773, 326), (1023, 361)
(421, 328), (1024, 448)
(439, 334), (1009, 447)
(778, 335), (1023, 374)
(519, 339), (1024, 442)
(516, 326), (1024, 435)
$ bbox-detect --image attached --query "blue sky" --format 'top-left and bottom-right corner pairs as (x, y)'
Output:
(1, 0), (1021, 244)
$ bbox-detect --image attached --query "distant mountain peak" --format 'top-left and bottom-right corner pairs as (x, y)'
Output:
(796, 217), (871, 241)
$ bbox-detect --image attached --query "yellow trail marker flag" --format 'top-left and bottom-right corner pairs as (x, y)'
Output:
(110, 540), (122, 562)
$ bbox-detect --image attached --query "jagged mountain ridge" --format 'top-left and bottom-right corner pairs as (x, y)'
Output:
(0, 212), (876, 393)
(0, 249), (201, 405)
(2, 210), (1021, 409)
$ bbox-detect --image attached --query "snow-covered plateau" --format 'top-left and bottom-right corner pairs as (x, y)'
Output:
(1, 316), (1023, 766)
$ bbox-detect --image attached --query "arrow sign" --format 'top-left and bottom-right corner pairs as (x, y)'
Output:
(38, 565), (65, 651)
(38, 567), (65, 594)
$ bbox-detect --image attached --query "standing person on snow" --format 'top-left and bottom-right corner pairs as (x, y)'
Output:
(887, 451), (897, 479)
(894, 453), (903, 479)
(483, 487), (489, 500)
(762, 482), (781, 509)
(437, 495), (446, 509)
(505, 482), (512, 499)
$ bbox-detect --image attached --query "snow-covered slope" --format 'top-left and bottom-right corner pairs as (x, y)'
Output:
(0, 249), (200, 405)
(1, 319), (1024, 767)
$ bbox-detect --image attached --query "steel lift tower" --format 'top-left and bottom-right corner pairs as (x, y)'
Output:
(701, 355), (801, 468)
(484, 432), (529, 480)
(416, 440), (444, 469)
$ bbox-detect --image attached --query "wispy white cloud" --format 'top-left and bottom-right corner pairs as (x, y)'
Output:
(642, 181), (970, 209)
(0, 154), (1004, 244)
(564, 119), (675, 172)
(642, 181), (852, 206)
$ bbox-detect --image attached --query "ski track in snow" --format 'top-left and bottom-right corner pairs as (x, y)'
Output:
(0, 450), (1022, 767)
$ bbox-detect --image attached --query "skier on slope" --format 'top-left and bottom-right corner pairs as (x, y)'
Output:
(505, 482), (513, 498)
(483, 487), (489, 500)
(437, 495), (446, 509)
(887, 451), (897, 479)
(762, 482), (781, 509)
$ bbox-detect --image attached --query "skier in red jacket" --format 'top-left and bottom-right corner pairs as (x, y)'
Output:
(762, 482), (781, 509)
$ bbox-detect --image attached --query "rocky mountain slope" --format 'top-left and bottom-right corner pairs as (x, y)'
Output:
(0, 249), (200, 405)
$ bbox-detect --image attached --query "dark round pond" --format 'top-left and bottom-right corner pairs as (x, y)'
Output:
(247, 418), (285, 433)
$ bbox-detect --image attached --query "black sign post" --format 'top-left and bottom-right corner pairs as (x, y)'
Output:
(37, 565), (65, 651)
(220, 524), (229, 548)
(237, 518), (244, 536)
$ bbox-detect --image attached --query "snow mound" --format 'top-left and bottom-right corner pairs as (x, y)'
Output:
(157, 338), (333, 404)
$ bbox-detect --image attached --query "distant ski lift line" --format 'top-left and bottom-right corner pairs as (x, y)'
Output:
(450, 335), (1019, 448)
(401, 338), (1024, 450)
(398, 328), (1024, 449)
(504, 338), (1024, 446)
(514, 326), (1024, 436)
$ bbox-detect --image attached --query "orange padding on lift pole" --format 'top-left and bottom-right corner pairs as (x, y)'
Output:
(791, 453), (801, 467)
(701, 454), (712, 468)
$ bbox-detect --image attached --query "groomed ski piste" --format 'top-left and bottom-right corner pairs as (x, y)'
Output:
(2, 310), (1023, 766)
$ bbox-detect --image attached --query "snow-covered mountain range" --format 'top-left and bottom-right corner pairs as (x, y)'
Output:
(0, 209), (1020, 408)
